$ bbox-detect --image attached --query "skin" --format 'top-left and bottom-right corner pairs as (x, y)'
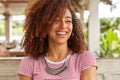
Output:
(46, 9), (73, 62)
(19, 9), (97, 80)
(80, 67), (97, 80)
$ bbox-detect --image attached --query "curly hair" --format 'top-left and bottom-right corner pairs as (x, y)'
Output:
(22, 0), (86, 59)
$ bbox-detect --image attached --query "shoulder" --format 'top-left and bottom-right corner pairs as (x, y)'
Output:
(79, 51), (96, 62)
(79, 51), (97, 71)
(70, 51), (96, 64)
(70, 51), (97, 71)
(18, 56), (35, 77)
(72, 51), (96, 66)
(81, 51), (95, 58)
(21, 56), (35, 63)
(20, 56), (41, 68)
(72, 51), (95, 59)
(22, 56), (34, 60)
(20, 56), (44, 67)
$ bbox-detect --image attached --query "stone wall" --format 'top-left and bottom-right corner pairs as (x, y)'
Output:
(0, 57), (20, 80)
(97, 58), (120, 80)
(0, 57), (120, 80)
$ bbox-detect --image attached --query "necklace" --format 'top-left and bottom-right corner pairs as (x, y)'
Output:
(44, 58), (67, 75)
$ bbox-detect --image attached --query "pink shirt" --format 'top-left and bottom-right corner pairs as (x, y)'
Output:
(18, 51), (97, 80)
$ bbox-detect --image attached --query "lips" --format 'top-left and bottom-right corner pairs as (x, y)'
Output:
(56, 31), (68, 38)
(56, 32), (67, 35)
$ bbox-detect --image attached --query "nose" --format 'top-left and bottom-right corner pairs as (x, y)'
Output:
(59, 20), (67, 29)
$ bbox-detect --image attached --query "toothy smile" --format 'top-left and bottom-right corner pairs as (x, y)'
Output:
(56, 32), (67, 35)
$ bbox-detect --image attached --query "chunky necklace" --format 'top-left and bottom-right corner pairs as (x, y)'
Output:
(44, 58), (67, 75)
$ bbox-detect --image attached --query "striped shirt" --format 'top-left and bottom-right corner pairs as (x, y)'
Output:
(18, 51), (97, 80)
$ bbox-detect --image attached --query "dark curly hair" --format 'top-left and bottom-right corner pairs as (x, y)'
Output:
(22, 0), (86, 59)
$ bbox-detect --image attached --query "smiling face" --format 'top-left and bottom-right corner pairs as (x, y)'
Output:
(47, 9), (73, 45)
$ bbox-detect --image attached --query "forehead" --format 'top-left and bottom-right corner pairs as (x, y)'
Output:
(55, 8), (72, 20)
(54, 8), (72, 20)
(64, 9), (72, 18)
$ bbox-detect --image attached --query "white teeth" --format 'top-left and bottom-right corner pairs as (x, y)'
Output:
(57, 32), (66, 35)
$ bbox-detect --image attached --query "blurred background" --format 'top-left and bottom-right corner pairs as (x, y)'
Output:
(0, 0), (120, 80)
(0, 0), (119, 58)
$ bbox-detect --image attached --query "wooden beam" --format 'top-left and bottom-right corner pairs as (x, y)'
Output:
(0, 0), (28, 4)
(25, 0), (38, 15)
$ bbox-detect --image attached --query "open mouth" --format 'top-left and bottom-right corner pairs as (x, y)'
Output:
(56, 32), (67, 35)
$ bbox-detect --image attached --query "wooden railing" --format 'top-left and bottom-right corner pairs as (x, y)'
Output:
(0, 58), (120, 80)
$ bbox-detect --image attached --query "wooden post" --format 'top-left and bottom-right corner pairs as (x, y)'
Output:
(3, 11), (12, 42)
(88, 0), (100, 56)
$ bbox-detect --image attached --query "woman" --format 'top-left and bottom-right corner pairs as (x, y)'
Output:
(18, 0), (97, 80)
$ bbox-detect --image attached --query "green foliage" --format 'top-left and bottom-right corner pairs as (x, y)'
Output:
(0, 19), (24, 36)
(101, 18), (120, 32)
(84, 20), (89, 50)
(12, 21), (24, 36)
(99, 17), (120, 58)
(12, 21), (24, 28)
(0, 20), (5, 36)
(99, 29), (120, 57)
(84, 17), (120, 58)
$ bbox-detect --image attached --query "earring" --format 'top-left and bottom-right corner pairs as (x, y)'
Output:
(71, 32), (74, 38)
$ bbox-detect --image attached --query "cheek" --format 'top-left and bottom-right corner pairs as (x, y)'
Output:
(47, 26), (57, 37)
(70, 25), (73, 32)
(50, 24), (58, 31)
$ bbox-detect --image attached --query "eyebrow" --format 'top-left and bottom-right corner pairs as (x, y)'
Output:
(65, 16), (72, 19)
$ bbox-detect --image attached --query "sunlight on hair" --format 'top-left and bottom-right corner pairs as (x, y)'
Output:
(75, 12), (80, 19)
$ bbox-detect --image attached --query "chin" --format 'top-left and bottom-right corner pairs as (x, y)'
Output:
(56, 40), (68, 45)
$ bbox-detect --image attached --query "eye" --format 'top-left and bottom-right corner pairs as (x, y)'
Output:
(65, 20), (72, 24)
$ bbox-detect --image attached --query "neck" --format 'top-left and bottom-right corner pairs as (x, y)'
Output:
(46, 42), (70, 62)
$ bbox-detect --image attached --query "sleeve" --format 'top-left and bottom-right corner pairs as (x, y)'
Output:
(81, 51), (97, 71)
(17, 57), (34, 77)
